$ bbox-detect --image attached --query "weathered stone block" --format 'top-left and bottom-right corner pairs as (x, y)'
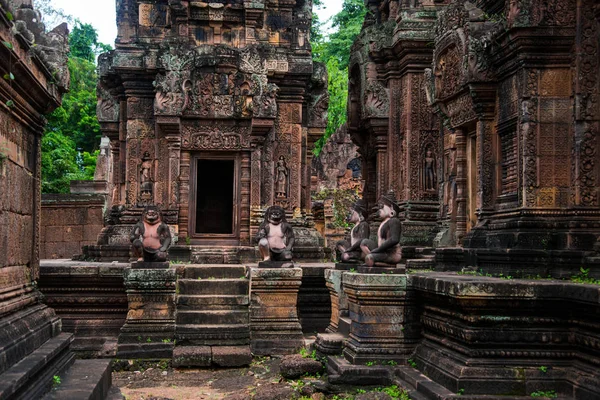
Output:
(249, 267), (304, 355)
(117, 266), (177, 358)
(279, 354), (324, 379)
(341, 272), (418, 364)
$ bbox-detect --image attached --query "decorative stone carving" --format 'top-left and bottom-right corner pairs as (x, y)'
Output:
(257, 206), (295, 266)
(130, 206), (172, 263)
(360, 191), (402, 268)
(363, 81), (390, 118)
(336, 199), (370, 263)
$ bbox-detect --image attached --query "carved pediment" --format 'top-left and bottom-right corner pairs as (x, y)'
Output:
(153, 46), (279, 118)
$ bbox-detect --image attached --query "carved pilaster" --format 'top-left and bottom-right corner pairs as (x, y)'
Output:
(454, 128), (468, 243)
(167, 137), (181, 209)
(179, 151), (191, 239)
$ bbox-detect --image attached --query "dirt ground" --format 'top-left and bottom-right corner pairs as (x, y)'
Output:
(112, 357), (405, 400)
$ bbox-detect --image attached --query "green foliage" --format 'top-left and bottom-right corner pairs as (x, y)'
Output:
(41, 131), (97, 193)
(42, 20), (113, 193)
(365, 360), (376, 366)
(52, 375), (61, 389)
(530, 390), (558, 398)
(571, 267), (600, 285)
(314, 188), (360, 229)
(70, 22), (111, 62)
(457, 388), (465, 395)
(313, 57), (349, 155)
(372, 385), (411, 400)
(311, 0), (367, 155)
(298, 347), (318, 361)
(539, 366), (548, 373)
(407, 359), (417, 368)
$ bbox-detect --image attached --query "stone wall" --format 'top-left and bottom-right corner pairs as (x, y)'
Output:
(321, 271), (600, 398)
(41, 194), (106, 259)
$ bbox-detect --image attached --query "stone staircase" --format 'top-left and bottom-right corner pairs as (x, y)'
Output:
(173, 265), (252, 367)
(405, 247), (436, 271)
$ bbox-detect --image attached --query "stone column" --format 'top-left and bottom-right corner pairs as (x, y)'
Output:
(117, 266), (176, 358)
(342, 272), (419, 364)
(249, 267), (304, 355)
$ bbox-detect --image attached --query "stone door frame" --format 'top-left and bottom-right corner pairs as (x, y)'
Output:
(188, 152), (242, 245)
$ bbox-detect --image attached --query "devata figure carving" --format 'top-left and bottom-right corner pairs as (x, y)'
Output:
(257, 205), (295, 262)
(131, 206), (172, 262)
(336, 199), (370, 263)
(424, 148), (437, 191)
(360, 191), (402, 268)
(275, 156), (289, 199)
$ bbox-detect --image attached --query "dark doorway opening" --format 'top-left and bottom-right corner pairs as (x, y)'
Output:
(195, 159), (234, 234)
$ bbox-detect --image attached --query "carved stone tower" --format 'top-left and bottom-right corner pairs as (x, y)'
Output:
(92, 0), (328, 262)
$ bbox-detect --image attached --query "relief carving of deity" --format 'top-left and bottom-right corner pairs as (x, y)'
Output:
(275, 156), (289, 199)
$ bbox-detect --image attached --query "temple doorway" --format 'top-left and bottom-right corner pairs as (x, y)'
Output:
(192, 157), (238, 239)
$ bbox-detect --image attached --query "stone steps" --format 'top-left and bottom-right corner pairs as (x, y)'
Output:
(178, 279), (249, 295)
(174, 265), (251, 367)
(176, 310), (249, 325)
(182, 265), (248, 280)
(43, 359), (112, 400)
(0, 332), (75, 400)
(177, 295), (249, 308)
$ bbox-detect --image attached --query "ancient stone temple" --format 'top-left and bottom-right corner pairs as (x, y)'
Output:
(347, 0), (600, 274)
(0, 1), (113, 398)
(92, 0), (328, 262)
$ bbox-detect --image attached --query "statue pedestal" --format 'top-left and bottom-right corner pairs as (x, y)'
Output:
(341, 272), (418, 364)
(249, 267), (304, 355)
(117, 265), (176, 358)
(257, 260), (295, 269)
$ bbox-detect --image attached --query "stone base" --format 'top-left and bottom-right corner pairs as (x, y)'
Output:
(314, 333), (344, 356)
(257, 260), (295, 269)
(335, 262), (359, 270)
(357, 264), (406, 274)
(172, 345), (252, 367)
(341, 272), (419, 364)
(327, 356), (393, 385)
(38, 260), (128, 358)
(249, 267), (304, 355)
(117, 267), (176, 359)
(132, 261), (170, 269)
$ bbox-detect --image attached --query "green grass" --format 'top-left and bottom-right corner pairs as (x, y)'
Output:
(530, 390), (558, 398)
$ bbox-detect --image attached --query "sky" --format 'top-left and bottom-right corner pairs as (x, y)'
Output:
(43, 0), (342, 47)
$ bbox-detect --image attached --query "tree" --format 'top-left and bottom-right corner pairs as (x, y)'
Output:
(311, 0), (366, 155)
(41, 18), (112, 193)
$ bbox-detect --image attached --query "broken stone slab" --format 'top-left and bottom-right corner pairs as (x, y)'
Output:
(279, 354), (324, 379)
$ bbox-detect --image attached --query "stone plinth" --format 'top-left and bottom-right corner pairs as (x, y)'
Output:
(411, 273), (600, 397)
(117, 266), (176, 358)
(342, 272), (419, 364)
(249, 267), (304, 355)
